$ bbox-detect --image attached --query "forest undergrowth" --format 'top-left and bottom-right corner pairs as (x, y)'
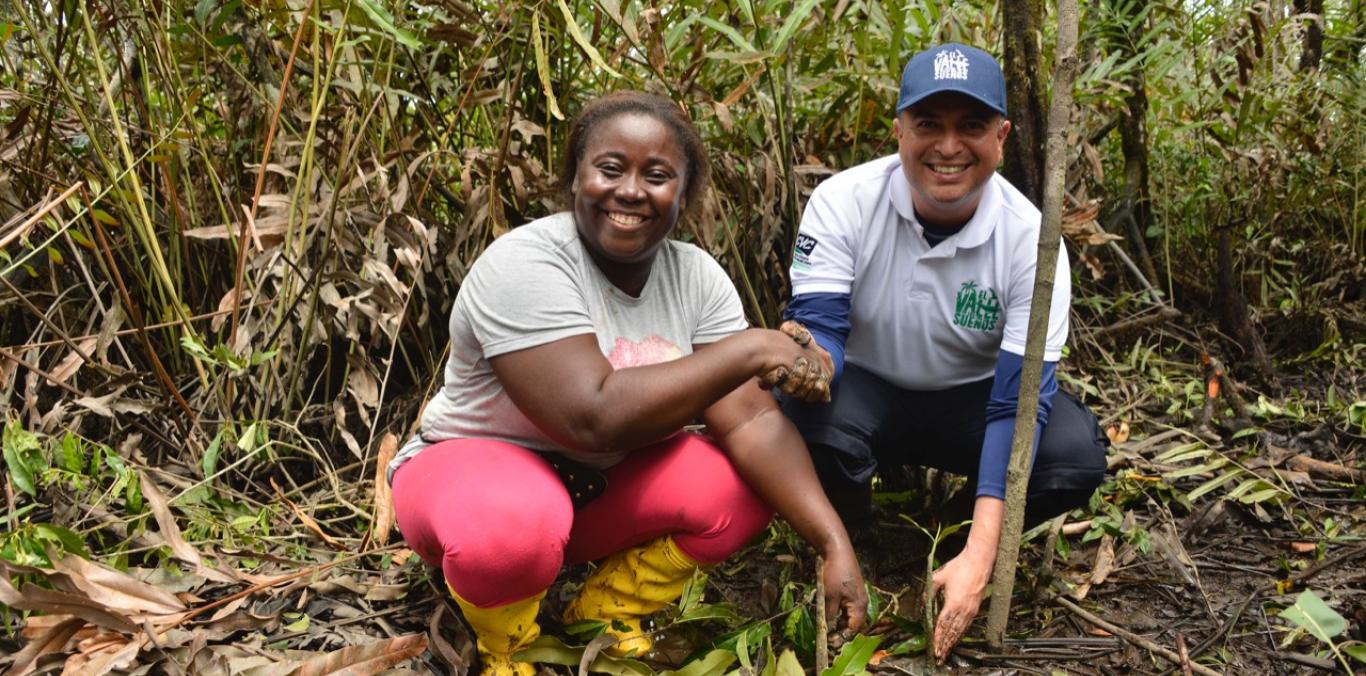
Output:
(0, 0), (1363, 673)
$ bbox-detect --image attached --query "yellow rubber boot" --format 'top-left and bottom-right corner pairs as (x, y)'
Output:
(563, 536), (701, 658)
(450, 585), (543, 676)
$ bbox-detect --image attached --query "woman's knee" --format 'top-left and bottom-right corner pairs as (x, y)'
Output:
(660, 435), (773, 562)
(392, 439), (574, 606)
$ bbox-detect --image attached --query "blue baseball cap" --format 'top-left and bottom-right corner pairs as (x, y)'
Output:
(895, 43), (1007, 117)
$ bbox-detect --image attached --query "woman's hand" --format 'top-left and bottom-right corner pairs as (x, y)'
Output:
(821, 544), (868, 636)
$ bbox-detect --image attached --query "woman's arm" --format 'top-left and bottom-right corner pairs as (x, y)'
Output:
(700, 375), (868, 632)
(489, 329), (829, 455)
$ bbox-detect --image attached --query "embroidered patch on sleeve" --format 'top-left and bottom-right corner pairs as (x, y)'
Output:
(792, 234), (818, 271)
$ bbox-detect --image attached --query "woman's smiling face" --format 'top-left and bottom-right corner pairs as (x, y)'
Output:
(572, 112), (687, 282)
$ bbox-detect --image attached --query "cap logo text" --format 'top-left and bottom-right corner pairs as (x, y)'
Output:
(933, 49), (970, 81)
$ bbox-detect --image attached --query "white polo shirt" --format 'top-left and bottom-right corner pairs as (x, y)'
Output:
(790, 154), (1070, 391)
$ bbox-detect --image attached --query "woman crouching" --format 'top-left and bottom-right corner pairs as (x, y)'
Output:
(388, 91), (866, 675)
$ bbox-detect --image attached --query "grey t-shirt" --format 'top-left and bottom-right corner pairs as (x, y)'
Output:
(388, 212), (749, 482)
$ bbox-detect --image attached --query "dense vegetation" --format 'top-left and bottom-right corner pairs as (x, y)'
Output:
(0, 0), (1362, 673)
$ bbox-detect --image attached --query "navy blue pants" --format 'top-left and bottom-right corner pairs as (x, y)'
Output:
(781, 363), (1109, 523)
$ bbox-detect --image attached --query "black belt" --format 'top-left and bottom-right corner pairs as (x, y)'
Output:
(538, 452), (608, 508)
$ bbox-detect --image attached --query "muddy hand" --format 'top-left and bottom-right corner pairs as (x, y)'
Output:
(778, 320), (833, 402)
(758, 364), (791, 391)
(759, 356), (827, 401)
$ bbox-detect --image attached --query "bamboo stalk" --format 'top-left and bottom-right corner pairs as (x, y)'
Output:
(228, 0), (318, 350)
(985, 0), (1081, 648)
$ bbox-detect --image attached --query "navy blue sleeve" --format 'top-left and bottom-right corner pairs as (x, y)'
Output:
(975, 351), (1060, 499)
(782, 292), (851, 383)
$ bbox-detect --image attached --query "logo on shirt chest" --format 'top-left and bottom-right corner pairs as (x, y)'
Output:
(953, 281), (1001, 331)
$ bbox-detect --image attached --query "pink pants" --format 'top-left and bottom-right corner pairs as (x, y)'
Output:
(391, 433), (774, 608)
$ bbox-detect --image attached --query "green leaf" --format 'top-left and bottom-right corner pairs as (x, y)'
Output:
(103, 451), (126, 474)
(514, 636), (651, 676)
(706, 622), (770, 660)
(774, 649), (803, 676)
(193, 0), (215, 24)
(238, 422), (259, 452)
(678, 568), (707, 614)
(34, 523), (89, 558)
(1154, 442), (1208, 463)
(736, 626), (752, 672)
(3, 420), (40, 496)
(758, 636), (778, 676)
(697, 17), (756, 52)
(1186, 468), (1244, 501)
(354, 0), (421, 49)
(663, 649), (736, 676)
(563, 619), (607, 639)
(677, 602), (744, 625)
(820, 633), (882, 676)
(60, 432), (84, 473)
(1343, 642), (1366, 663)
(1279, 590), (1346, 645)
(864, 582), (881, 623)
(2, 447), (36, 497)
(125, 470), (143, 512)
(783, 606), (815, 661)
(888, 633), (927, 656)
(768, 0), (820, 54)
(1162, 457), (1229, 480)
(203, 426), (225, 478)
(180, 335), (214, 362)
(283, 612), (310, 632)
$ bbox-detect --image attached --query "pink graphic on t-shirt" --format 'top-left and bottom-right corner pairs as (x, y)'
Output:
(607, 335), (684, 369)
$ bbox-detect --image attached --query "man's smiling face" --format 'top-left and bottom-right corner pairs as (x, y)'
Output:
(894, 92), (1010, 229)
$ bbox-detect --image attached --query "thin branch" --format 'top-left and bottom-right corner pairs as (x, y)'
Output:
(1052, 595), (1223, 676)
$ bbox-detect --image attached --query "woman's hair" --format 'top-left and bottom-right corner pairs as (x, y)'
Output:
(559, 91), (710, 218)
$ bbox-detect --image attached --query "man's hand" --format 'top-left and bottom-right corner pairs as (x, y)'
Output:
(775, 320), (833, 402)
(928, 547), (993, 662)
(821, 545), (868, 636)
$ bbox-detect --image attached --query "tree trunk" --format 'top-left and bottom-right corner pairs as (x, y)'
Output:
(1116, 0), (1162, 290)
(1215, 224), (1279, 389)
(1294, 0), (1325, 71)
(1001, 0), (1046, 206)
(985, 0), (1079, 649)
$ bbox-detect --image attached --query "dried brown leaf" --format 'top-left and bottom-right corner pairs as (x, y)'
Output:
(272, 478), (347, 551)
(73, 388), (152, 417)
(1071, 531), (1116, 601)
(281, 633), (428, 676)
(0, 571), (137, 633)
(50, 554), (185, 616)
(60, 633), (141, 676)
(50, 337), (97, 384)
(139, 474), (238, 583)
(426, 605), (469, 675)
(6, 616), (85, 676)
(182, 218), (290, 241)
(371, 434), (397, 547)
(1106, 421), (1130, 444)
